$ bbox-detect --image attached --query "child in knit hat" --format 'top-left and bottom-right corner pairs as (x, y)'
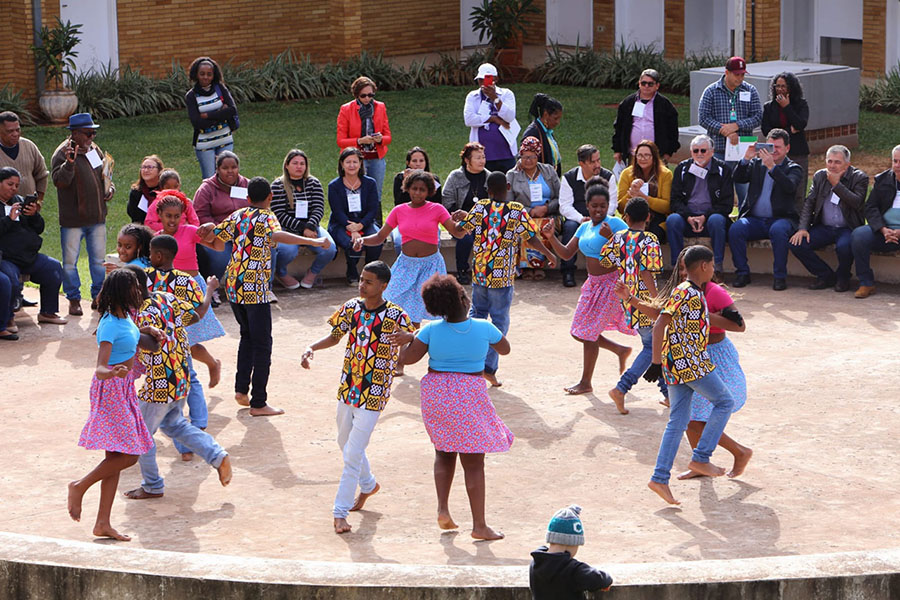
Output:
(529, 505), (613, 599)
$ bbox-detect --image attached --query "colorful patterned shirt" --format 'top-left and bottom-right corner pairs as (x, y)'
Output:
(328, 299), (414, 412)
(461, 198), (537, 289)
(135, 291), (193, 404)
(213, 206), (281, 304)
(145, 268), (204, 317)
(660, 281), (715, 385)
(599, 229), (662, 328)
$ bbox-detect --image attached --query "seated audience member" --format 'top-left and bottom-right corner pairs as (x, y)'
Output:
(617, 140), (672, 242)
(612, 69), (680, 165)
(850, 145), (900, 299)
(666, 134), (733, 277)
(392, 147), (441, 206)
(442, 142), (492, 285)
(127, 155), (164, 224)
(789, 145), (868, 292)
(727, 128), (803, 290)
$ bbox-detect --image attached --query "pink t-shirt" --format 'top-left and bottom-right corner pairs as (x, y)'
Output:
(385, 202), (451, 245)
(171, 224), (202, 271)
(704, 281), (733, 334)
(145, 198), (200, 231)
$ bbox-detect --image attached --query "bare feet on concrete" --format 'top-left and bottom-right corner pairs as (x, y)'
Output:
(67, 481), (82, 521)
(217, 455), (232, 486)
(647, 480), (681, 505)
(334, 517), (352, 534)
(249, 405), (285, 417)
(235, 392), (250, 407)
(93, 524), (131, 541)
(608, 388), (629, 414)
(471, 525), (504, 541)
(209, 359), (221, 389)
(564, 381), (592, 395)
(687, 460), (726, 478)
(727, 447), (753, 478)
(123, 488), (163, 500)
(483, 373), (502, 387)
(616, 347), (632, 374)
(350, 482), (379, 511)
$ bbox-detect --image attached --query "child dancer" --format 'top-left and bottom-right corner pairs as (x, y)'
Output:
(452, 171), (556, 387)
(300, 261), (413, 534)
(67, 269), (157, 541)
(144, 186), (199, 232)
(200, 176), (328, 416)
(643, 245), (734, 505)
(542, 184), (631, 395)
(598, 198), (667, 414)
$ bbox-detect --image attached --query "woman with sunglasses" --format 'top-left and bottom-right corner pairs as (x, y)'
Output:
(337, 76), (392, 209)
(616, 140), (672, 243)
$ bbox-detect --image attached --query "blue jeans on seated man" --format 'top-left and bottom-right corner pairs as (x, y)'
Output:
(329, 223), (382, 279)
(195, 142), (234, 180)
(616, 326), (668, 399)
(728, 216), (794, 278)
(173, 355), (209, 456)
(272, 226), (337, 281)
(60, 223), (106, 300)
(789, 225), (853, 282)
(666, 213), (728, 269)
(560, 218), (580, 273)
(137, 396), (228, 494)
(469, 284), (513, 375)
(651, 370), (734, 485)
(851, 225), (900, 287)
(197, 241), (233, 282)
(0, 254), (63, 315)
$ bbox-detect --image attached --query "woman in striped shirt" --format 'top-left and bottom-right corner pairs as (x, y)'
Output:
(184, 57), (239, 179)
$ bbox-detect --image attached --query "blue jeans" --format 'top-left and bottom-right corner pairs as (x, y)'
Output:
(789, 225), (853, 281)
(173, 356), (208, 455)
(329, 223), (382, 279)
(0, 267), (11, 328)
(272, 226), (337, 279)
(715, 152), (748, 206)
(455, 232), (475, 273)
(651, 370), (734, 484)
(1, 254), (63, 315)
(364, 158), (386, 205)
(137, 397), (228, 494)
(60, 223), (106, 300)
(665, 213), (728, 268)
(616, 326), (668, 398)
(851, 225), (900, 287)
(469, 284), (513, 374)
(560, 219), (580, 273)
(728, 216), (794, 278)
(197, 241), (232, 281)
(195, 143), (234, 180)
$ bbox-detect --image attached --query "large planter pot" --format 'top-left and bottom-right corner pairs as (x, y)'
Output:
(39, 90), (79, 125)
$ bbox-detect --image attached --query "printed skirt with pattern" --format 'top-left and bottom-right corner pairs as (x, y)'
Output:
(570, 272), (635, 341)
(187, 274), (226, 345)
(78, 369), (154, 455)
(690, 337), (747, 422)
(384, 252), (446, 323)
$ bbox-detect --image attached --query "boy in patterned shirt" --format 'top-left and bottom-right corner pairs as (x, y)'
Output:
(452, 171), (556, 386)
(199, 176), (327, 417)
(300, 261), (414, 535)
(599, 198), (667, 414)
(643, 245), (736, 506)
(121, 266), (232, 501)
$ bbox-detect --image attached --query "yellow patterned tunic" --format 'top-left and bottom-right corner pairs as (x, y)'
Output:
(660, 281), (715, 385)
(135, 291), (194, 404)
(461, 199), (537, 289)
(598, 229), (662, 328)
(214, 206), (281, 304)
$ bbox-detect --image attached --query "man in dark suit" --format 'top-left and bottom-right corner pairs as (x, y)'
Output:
(611, 69), (680, 164)
(727, 128), (803, 290)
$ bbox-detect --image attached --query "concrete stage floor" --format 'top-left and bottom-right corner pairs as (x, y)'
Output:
(2, 275), (899, 572)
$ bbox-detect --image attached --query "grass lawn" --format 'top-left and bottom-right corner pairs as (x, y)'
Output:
(19, 84), (900, 298)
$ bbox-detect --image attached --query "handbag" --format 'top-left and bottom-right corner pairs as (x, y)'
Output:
(214, 84), (240, 131)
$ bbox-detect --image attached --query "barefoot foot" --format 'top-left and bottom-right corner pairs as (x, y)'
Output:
(217, 455), (232, 486)
(334, 517), (352, 534)
(249, 404), (285, 417)
(209, 359), (222, 389)
(123, 487), (164, 500)
(437, 512), (459, 530)
(727, 447), (753, 478)
(181, 452), (194, 462)
(676, 469), (706, 480)
(659, 397), (670, 408)
(350, 482), (380, 511)
(67, 481), (83, 522)
(484, 372), (502, 387)
(616, 346), (632, 374)
(688, 460), (726, 478)
(471, 525), (504, 540)
(235, 392), (250, 407)
(564, 381), (593, 395)
(647, 480), (681, 505)
(607, 388), (629, 414)
(92, 524), (131, 541)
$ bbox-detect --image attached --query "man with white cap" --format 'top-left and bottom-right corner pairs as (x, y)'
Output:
(464, 63), (520, 173)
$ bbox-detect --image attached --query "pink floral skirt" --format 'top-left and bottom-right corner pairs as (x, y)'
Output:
(570, 272), (635, 341)
(78, 369), (153, 455)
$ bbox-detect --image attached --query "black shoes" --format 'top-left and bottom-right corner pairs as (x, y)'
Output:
(808, 276), (835, 290)
(456, 269), (472, 285)
(834, 279), (850, 292)
(772, 278), (787, 291)
(562, 271), (577, 287)
(732, 273), (751, 288)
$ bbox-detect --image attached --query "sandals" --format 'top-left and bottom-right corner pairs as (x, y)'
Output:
(533, 269), (546, 281)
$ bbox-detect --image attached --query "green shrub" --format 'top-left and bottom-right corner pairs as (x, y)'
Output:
(426, 48), (496, 87)
(0, 85), (36, 125)
(860, 64), (900, 114)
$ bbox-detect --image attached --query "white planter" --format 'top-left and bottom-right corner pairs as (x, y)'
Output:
(39, 90), (79, 125)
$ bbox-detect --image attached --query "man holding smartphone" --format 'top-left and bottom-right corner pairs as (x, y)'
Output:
(464, 63), (520, 173)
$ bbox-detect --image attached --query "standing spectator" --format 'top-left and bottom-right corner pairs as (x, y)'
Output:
(442, 142), (493, 285)
(392, 147), (441, 206)
(666, 135), (733, 276)
(126, 155), (164, 224)
(185, 57), (238, 180)
(612, 69), (680, 165)
(521, 93), (563, 175)
(0, 111), (48, 201)
(789, 145), (867, 292)
(270, 149), (337, 290)
(762, 72), (810, 213)
(616, 140), (672, 242)
(328, 148), (382, 285)
(336, 76), (391, 205)
(698, 57), (763, 205)
(50, 113), (114, 316)
(464, 63), (520, 174)
(850, 145), (900, 299)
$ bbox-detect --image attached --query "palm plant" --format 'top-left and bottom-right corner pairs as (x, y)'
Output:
(32, 17), (83, 90)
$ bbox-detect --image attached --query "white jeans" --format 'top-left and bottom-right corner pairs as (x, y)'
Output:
(333, 401), (380, 518)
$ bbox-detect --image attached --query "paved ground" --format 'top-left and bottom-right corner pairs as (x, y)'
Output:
(2, 275), (899, 570)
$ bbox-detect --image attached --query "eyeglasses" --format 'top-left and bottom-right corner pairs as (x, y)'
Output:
(635, 153), (653, 160)
(358, 93), (376, 98)
(78, 130), (97, 137)
(639, 80), (657, 87)
(691, 148), (709, 154)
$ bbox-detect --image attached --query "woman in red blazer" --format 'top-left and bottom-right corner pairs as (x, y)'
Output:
(336, 76), (392, 213)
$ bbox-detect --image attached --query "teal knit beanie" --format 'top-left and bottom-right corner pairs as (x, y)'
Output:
(546, 504), (584, 546)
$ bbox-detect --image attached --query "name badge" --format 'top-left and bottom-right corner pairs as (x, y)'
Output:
(739, 91), (751, 102)
(640, 182), (650, 196)
(3, 204), (14, 219)
(294, 200), (309, 219)
(230, 186), (248, 200)
(893, 191), (900, 209)
(688, 163), (708, 179)
(85, 148), (103, 169)
(830, 193), (840, 205)
(347, 191), (362, 213)
(138, 195), (150, 213)
(529, 182), (544, 205)
(631, 102), (645, 118)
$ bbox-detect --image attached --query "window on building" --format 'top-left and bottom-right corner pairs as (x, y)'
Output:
(819, 36), (862, 69)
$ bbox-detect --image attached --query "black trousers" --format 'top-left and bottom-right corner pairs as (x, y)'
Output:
(229, 302), (272, 408)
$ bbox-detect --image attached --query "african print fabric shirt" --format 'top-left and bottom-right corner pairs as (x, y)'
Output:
(660, 281), (715, 385)
(135, 291), (193, 404)
(146, 268), (204, 314)
(214, 206), (281, 304)
(599, 229), (662, 328)
(461, 198), (537, 289)
(328, 299), (414, 412)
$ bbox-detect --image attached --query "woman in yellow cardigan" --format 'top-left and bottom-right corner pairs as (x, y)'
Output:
(617, 140), (672, 243)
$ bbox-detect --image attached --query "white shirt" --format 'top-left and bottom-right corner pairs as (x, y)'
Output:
(559, 167), (619, 222)
(464, 86), (521, 158)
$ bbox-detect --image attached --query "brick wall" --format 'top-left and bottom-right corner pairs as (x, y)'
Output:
(862, 0), (886, 76)
(522, 0), (547, 45)
(743, 0), (780, 61)
(361, 1), (459, 56)
(664, 0), (684, 59)
(593, 0), (615, 51)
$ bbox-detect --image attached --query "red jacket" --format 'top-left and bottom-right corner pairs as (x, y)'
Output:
(336, 100), (392, 159)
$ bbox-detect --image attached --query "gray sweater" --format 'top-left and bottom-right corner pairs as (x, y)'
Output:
(441, 167), (495, 213)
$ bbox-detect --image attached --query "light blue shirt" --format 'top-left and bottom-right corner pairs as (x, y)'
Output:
(821, 196), (846, 228)
(747, 159), (774, 218)
(96, 313), (140, 364)
(417, 318), (502, 373)
(574, 216), (628, 259)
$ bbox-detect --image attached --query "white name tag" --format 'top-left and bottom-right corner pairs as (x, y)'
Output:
(739, 91), (751, 102)
(3, 204), (14, 219)
(631, 102), (645, 118)
(640, 182), (650, 196)
(294, 200), (309, 219)
(138, 195), (150, 213)
(830, 192), (840, 205)
(688, 163), (708, 179)
(529, 182), (543, 205)
(893, 191), (900, 209)
(347, 191), (362, 213)
(230, 186), (248, 200)
(85, 148), (103, 169)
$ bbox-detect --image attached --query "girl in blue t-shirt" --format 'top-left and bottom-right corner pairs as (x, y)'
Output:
(542, 184), (634, 396)
(68, 268), (157, 542)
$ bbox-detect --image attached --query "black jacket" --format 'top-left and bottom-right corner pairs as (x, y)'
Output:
(670, 157), (734, 219)
(864, 169), (900, 232)
(0, 195), (45, 267)
(529, 546), (613, 600)
(611, 92), (680, 157)
(126, 187), (159, 224)
(521, 120), (562, 176)
(761, 98), (810, 157)
(733, 157), (803, 223)
(799, 166), (868, 231)
(392, 172), (442, 206)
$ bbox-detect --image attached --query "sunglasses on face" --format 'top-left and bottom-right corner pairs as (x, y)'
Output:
(692, 148), (709, 154)
(358, 93), (376, 99)
(78, 130), (97, 137)
(639, 80), (657, 87)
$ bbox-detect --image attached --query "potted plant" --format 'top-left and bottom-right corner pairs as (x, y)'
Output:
(31, 17), (82, 124)
(469, 0), (540, 68)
